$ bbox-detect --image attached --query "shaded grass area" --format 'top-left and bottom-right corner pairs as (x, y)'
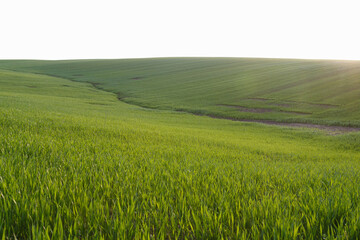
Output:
(1, 70), (360, 239)
(1, 58), (360, 127)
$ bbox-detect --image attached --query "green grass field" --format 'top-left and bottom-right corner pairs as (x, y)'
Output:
(1, 59), (360, 239)
(1, 58), (360, 126)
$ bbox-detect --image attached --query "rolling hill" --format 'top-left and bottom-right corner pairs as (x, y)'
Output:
(1, 57), (360, 126)
(1, 59), (360, 238)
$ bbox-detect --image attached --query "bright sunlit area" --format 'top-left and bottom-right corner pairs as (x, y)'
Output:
(1, 0), (359, 60)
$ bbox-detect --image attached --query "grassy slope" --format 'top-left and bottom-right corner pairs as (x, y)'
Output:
(1, 58), (360, 126)
(1, 69), (360, 239)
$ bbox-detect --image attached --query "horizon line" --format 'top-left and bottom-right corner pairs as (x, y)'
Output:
(1, 56), (360, 61)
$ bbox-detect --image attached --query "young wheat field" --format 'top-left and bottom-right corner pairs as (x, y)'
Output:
(1, 59), (360, 239)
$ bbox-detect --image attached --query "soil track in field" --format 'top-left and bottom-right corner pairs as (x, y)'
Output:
(175, 109), (360, 134)
(238, 120), (359, 135)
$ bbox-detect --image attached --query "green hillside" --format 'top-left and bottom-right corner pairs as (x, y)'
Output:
(1, 58), (360, 126)
(1, 60), (360, 238)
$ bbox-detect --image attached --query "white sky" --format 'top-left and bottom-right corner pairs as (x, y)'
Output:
(1, 0), (359, 60)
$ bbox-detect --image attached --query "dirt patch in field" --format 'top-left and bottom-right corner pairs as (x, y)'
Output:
(240, 120), (359, 134)
(131, 77), (143, 80)
(187, 112), (358, 134)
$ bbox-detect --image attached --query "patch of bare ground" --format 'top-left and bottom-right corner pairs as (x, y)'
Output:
(240, 120), (359, 135)
(131, 77), (143, 80)
(189, 112), (358, 134)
